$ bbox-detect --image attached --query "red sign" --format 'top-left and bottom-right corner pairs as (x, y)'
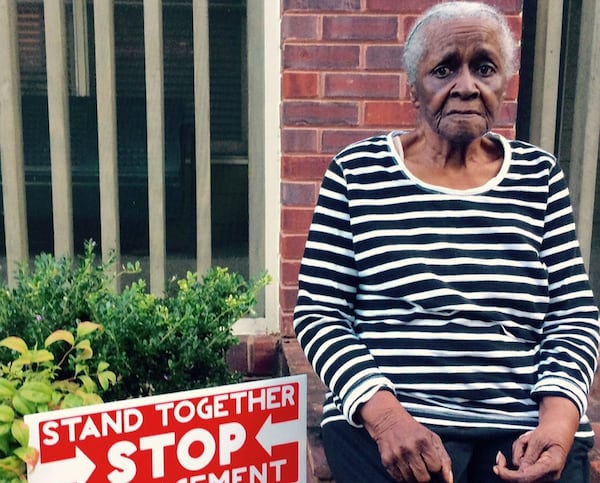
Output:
(25, 375), (307, 482)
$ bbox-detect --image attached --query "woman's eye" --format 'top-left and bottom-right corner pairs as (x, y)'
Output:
(477, 63), (496, 76)
(432, 65), (452, 78)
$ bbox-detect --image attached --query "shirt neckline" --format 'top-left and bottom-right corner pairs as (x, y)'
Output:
(387, 130), (512, 195)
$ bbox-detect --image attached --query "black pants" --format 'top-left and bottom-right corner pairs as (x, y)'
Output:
(322, 420), (592, 483)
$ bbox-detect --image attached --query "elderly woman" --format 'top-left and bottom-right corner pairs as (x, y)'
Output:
(293, 2), (600, 482)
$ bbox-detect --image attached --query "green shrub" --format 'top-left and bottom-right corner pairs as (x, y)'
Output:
(0, 323), (114, 482)
(0, 241), (115, 349)
(92, 268), (270, 400)
(0, 241), (271, 402)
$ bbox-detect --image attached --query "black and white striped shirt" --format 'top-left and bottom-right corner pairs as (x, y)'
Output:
(294, 132), (600, 436)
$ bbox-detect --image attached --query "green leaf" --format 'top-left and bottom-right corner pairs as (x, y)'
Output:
(13, 445), (38, 467)
(11, 394), (34, 416)
(0, 380), (16, 400)
(76, 322), (102, 339)
(0, 423), (12, 437)
(44, 330), (75, 348)
(18, 382), (52, 404)
(0, 406), (14, 424)
(10, 419), (29, 448)
(76, 391), (103, 406)
(97, 361), (110, 373)
(52, 379), (79, 394)
(0, 338), (28, 355)
(78, 375), (97, 393)
(59, 393), (83, 409)
(28, 349), (54, 364)
(97, 370), (117, 391)
(75, 340), (93, 360)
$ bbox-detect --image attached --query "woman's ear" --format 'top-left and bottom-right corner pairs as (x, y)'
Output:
(409, 85), (420, 108)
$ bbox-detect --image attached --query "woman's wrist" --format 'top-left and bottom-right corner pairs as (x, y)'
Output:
(538, 396), (580, 435)
(359, 389), (411, 433)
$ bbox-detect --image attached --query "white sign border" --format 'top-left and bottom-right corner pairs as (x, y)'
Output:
(25, 374), (307, 483)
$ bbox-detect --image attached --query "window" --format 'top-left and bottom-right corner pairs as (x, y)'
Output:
(16, 0), (250, 279)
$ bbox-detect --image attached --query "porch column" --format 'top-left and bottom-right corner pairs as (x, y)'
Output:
(528, 0), (563, 153)
(568, 0), (600, 267)
(0, 0), (28, 287)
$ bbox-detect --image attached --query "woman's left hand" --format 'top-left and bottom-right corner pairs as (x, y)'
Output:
(493, 397), (579, 482)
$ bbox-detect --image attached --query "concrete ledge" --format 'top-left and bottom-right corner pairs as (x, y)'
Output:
(280, 338), (334, 483)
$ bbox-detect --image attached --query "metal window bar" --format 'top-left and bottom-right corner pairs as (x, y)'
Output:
(93, 0), (121, 290)
(44, 0), (74, 259)
(144, 0), (167, 295)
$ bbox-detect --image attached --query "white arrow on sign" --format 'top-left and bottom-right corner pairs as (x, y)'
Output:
(27, 446), (96, 483)
(256, 414), (304, 456)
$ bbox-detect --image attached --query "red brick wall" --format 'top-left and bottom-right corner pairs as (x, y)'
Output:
(279, 0), (524, 336)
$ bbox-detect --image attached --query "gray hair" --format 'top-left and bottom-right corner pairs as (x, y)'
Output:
(403, 1), (517, 85)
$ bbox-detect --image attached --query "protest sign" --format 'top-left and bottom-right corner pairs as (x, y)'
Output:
(25, 375), (307, 482)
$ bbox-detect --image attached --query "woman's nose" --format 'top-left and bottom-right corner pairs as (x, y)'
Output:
(451, 67), (479, 98)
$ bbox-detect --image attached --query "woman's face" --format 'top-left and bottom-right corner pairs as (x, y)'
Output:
(410, 17), (509, 144)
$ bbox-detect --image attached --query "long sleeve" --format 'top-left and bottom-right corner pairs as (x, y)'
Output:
(532, 163), (600, 415)
(294, 157), (395, 426)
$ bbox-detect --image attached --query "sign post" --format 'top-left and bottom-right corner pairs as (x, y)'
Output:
(25, 375), (307, 482)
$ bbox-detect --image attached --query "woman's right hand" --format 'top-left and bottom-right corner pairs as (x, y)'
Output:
(360, 390), (454, 483)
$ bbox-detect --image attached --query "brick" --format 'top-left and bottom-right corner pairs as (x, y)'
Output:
(363, 101), (417, 127)
(365, 45), (405, 71)
(281, 258), (302, 286)
(494, 127), (516, 140)
(282, 14), (319, 41)
(590, 422), (600, 461)
(283, 101), (359, 127)
(280, 284), (300, 313)
(282, 207), (315, 233)
(226, 335), (249, 374)
(283, 0), (361, 12)
(248, 335), (279, 376)
(283, 72), (320, 99)
(324, 73), (399, 99)
(591, 375), (600, 401)
(494, 101), (518, 127)
(592, 460), (600, 483)
(226, 335), (280, 377)
(282, 129), (318, 153)
(283, 44), (360, 70)
(506, 15), (523, 42)
(505, 74), (520, 101)
(308, 428), (334, 480)
(366, 0), (439, 14)
(279, 312), (295, 338)
(281, 155), (331, 181)
(281, 338), (311, 374)
(323, 15), (398, 41)
(487, 0), (524, 14)
(281, 233), (309, 260)
(281, 181), (319, 206)
(588, 398), (600, 423)
(367, 0), (522, 14)
(322, 129), (384, 153)
(402, 15), (420, 41)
